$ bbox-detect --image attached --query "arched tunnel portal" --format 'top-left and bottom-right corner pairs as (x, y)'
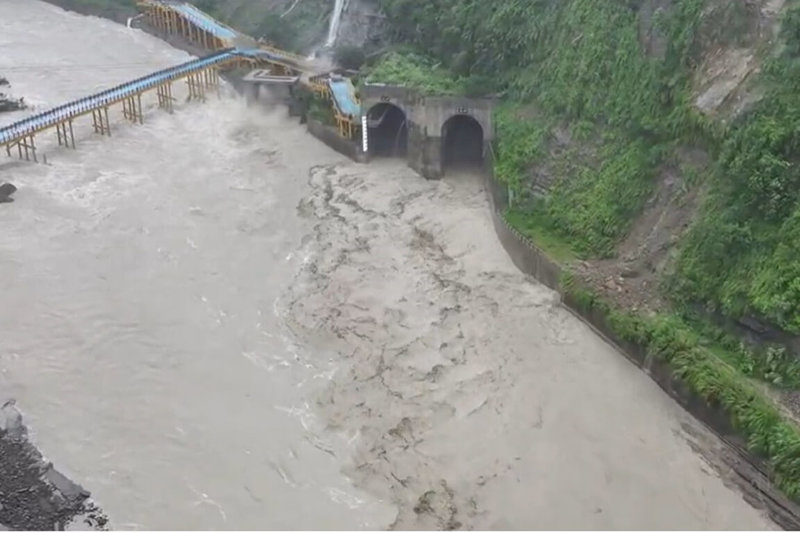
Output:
(441, 113), (484, 174)
(366, 103), (408, 158)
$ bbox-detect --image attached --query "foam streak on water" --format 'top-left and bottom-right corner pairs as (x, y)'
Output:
(0, 1), (393, 529)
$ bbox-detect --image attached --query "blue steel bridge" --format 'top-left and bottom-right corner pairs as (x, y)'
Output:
(0, 0), (363, 162)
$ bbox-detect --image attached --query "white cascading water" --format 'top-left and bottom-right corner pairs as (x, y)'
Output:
(324, 0), (345, 48)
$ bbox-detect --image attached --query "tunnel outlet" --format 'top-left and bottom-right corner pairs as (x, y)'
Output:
(442, 114), (484, 174)
(366, 103), (408, 158)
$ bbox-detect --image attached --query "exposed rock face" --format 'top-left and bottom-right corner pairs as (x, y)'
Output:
(335, 0), (388, 50)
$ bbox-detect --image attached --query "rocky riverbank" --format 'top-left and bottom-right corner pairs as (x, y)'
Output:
(0, 401), (108, 530)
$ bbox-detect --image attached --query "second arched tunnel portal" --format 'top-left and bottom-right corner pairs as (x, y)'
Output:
(360, 84), (493, 180)
(441, 114), (485, 174)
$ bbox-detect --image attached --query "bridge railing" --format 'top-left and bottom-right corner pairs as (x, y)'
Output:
(0, 49), (239, 146)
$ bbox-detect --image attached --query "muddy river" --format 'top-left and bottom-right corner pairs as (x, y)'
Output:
(0, 0), (777, 529)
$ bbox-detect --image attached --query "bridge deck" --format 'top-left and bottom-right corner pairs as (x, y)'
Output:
(1, 1), (364, 155)
(0, 49), (241, 148)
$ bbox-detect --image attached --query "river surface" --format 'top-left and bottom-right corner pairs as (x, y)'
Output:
(0, 0), (779, 530)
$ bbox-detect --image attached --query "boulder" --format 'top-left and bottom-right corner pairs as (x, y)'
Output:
(0, 183), (16, 204)
(0, 95), (25, 113)
(0, 399), (25, 439)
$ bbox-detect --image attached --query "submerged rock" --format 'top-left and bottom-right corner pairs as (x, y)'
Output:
(0, 183), (16, 204)
(0, 94), (25, 113)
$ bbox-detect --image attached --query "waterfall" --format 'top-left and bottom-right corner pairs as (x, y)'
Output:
(126, 13), (144, 28)
(324, 0), (345, 48)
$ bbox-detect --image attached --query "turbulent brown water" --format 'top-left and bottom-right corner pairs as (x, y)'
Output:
(0, 0), (780, 529)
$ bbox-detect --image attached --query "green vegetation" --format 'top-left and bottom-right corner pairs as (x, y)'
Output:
(308, 93), (336, 126)
(370, 0), (711, 257)
(183, 0), (330, 53)
(563, 273), (800, 500)
(364, 51), (466, 95)
(370, 0), (800, 337)
(371, 0), (800, 502)
(669, 16), (800, 333)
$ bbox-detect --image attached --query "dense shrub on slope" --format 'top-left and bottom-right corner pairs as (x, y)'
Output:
(374, 0), (800, 337)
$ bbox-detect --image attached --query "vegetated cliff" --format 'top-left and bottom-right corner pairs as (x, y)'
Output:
(367, 0), (800, 505)
(370, 0), (800, 370)
(198, 0), (386, 53)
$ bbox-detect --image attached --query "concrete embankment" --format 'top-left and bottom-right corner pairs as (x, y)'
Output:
(479, 154), (800, 529)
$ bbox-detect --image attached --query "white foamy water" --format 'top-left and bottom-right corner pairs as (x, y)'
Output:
(0, 0), (393, 529)
(324, 0), (346, 48)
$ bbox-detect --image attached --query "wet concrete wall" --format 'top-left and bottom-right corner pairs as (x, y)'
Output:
(243, 82), (295, 108)
(407, 124), (442, 179)
(307, 118), (367, 162)
(479, 151), (800, 530)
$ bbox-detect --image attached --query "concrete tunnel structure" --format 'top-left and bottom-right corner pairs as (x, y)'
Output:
(360, 83), (493, 179)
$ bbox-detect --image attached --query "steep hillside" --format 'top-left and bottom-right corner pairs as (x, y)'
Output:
(370, 0), (799, 361)
(199, 0), (386, 53)
(199, 0), (330, 52)
(365, 0), (800, 505)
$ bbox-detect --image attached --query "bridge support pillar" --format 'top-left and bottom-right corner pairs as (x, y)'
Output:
(186, 73), (206, 101)
(157, 83), (174, 113)
(91, 107), (111, 136)
(122, 94), (143, 124)
(408, 125), (442, 180)
(55, 121), (76, 149)
(6, 136), (38, 162)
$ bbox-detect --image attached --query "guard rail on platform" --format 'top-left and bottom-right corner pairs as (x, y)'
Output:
(0, 49), (245, 155)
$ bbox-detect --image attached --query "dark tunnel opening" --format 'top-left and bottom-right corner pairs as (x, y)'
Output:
(442, 114), (484, 173)
(366, 103), (408, 158)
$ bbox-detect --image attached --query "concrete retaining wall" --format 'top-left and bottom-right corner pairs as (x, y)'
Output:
(307, 118), (367, 162)
(480, 152), (800, 529)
